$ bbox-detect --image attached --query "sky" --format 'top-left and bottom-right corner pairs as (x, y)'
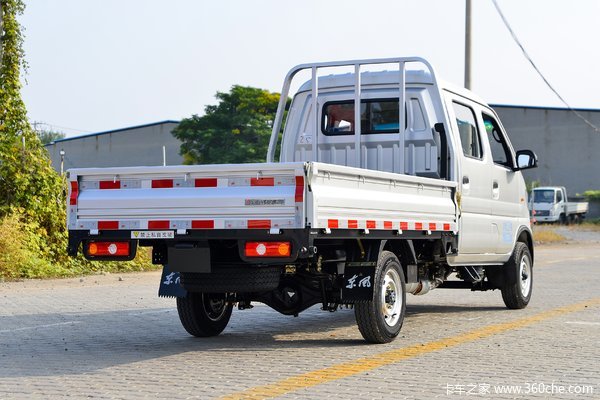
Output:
(18, 0), (600, 137)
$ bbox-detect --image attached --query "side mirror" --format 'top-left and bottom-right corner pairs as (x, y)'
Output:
(514, 149), (538, 171)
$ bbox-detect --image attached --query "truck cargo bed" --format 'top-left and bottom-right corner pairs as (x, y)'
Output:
(68, 162), (457, 235)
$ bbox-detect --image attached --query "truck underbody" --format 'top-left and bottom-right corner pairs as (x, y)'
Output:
(68, 225), (523, 317)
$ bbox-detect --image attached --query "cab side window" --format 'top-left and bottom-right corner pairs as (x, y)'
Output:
(452, 102), (482, 159)
(556, 190), (563, 203)
(482, 113), (512, 168)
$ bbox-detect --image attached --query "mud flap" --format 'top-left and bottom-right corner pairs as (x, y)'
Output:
(158, 265), (187, 298)
(341, 262), (376, 302)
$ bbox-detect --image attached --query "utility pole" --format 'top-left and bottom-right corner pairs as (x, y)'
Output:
(464, 0), (472, 90)
(60, 149), (65, 175)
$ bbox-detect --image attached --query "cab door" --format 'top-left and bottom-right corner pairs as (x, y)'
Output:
(479, 110), (524, 254)
(447, 97), (495, 254)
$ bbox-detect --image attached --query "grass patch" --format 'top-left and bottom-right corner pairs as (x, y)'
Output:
(578, 220), (600, 231)
(532, 225), (566, 244)
(0, 212), (158, 281)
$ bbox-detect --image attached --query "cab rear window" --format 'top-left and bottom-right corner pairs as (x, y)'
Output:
(322, 99), (406, 135)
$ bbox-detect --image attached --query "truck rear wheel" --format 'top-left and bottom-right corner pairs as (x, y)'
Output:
(501, 242), (533, 309)
(177, 292), (233, 337)
(559, 213), (568, 225)
(355, 251), (406, 344)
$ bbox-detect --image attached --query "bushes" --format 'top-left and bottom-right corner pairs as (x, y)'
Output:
(0, 213), (48, 279)
(0, 211), (156, 281)
(583, 190), (600, 201)
(0, 1), (157, 281)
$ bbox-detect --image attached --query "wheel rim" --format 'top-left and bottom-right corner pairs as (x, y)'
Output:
(519, 255), (532, 298)
(380, 269), (402, 327)
(202, 294), (228, 321)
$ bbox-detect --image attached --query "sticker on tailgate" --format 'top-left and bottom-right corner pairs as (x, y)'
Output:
(131, 231), (174, 239)
(245, 199), (285, 206)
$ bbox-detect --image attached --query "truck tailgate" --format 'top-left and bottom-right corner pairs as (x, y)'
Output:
(68, 163), (306, 232)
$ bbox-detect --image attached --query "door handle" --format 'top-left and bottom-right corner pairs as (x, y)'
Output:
(462, 176), (470, 185)
(492, 180), (500, 199)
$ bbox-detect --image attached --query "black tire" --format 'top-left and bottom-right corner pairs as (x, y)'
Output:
(180, 266), (281, 293)
(501, 242), (533, 309)
(559, 213), (568, 225)
(355, 251), (406, 344)
(177, 292), (233, 337)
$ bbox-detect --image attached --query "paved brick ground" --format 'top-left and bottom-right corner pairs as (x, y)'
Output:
(0, 241), (598, 399)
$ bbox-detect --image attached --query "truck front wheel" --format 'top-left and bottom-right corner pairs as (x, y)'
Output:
(501, 242), (533, 309)
(177, 292), (233, 337)
(355, 251), (406, 344)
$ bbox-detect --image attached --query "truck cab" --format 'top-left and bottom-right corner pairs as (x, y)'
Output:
(531, 186), (588, 223)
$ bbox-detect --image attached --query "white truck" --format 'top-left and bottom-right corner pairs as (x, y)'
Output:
(67, 57), (538, 343)
(530, 186), (588, 224)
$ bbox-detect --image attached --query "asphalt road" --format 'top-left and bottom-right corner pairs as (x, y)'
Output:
(1, 237), (599, 399)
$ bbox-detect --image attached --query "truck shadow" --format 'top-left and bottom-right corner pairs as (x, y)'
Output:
(0, 302), (506, 378)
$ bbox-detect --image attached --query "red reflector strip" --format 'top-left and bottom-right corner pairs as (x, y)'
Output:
(87, 241), (130, 257)
(195, 178), (218, 187)
(245, 242), (291, 257)
(443, 223), (451, 231)
(192, 220), (214, 229)
(98, 221), (119, 230)
(348, 220), (358, 229)
(250, 177), (274, 186)
(415, 222), (423, 230)
(328, 219), (339, 229)
(295, 176), (304, 202)
(384, 221), (393, 230)
(69, 181), (78, 206)
(400, 222), (408, 231)
(148, 220), (170, 229)
(248, 220), (271, 229)
(366, 220), (376, 229)
(152, 179), (173, 188)
(99, 180), (121, 189)
(429, 223), (437, 231)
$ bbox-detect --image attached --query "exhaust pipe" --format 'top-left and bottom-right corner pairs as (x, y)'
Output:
(406, 278), (442, 296)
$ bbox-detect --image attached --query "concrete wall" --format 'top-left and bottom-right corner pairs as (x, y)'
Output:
(587, 200), (600, 220)
(492, 105), (600, 197)
(45, 121), (182, 172)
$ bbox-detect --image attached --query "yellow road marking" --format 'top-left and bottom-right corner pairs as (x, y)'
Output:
(221, 298), (600, 400)
(536, 254), (600, 267)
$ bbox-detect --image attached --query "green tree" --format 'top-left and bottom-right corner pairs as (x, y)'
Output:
(173, 85), (284, 164)
(0, 1), (154, 279)
(0, 0), (69, 273)
(36, 129), (66, 145)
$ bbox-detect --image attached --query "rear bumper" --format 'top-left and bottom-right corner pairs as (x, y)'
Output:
(534, 216), (559, 222)
(68, 228), (313, 263)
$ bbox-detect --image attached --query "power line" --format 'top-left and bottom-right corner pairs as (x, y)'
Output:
(491, 0), (600, 132)
(31, 121), (91, 134)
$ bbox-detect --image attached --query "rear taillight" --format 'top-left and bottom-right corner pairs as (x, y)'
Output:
(69, 181), (78, 205)
(245, 241), (291, 257)
(86, 241), (130, 257)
